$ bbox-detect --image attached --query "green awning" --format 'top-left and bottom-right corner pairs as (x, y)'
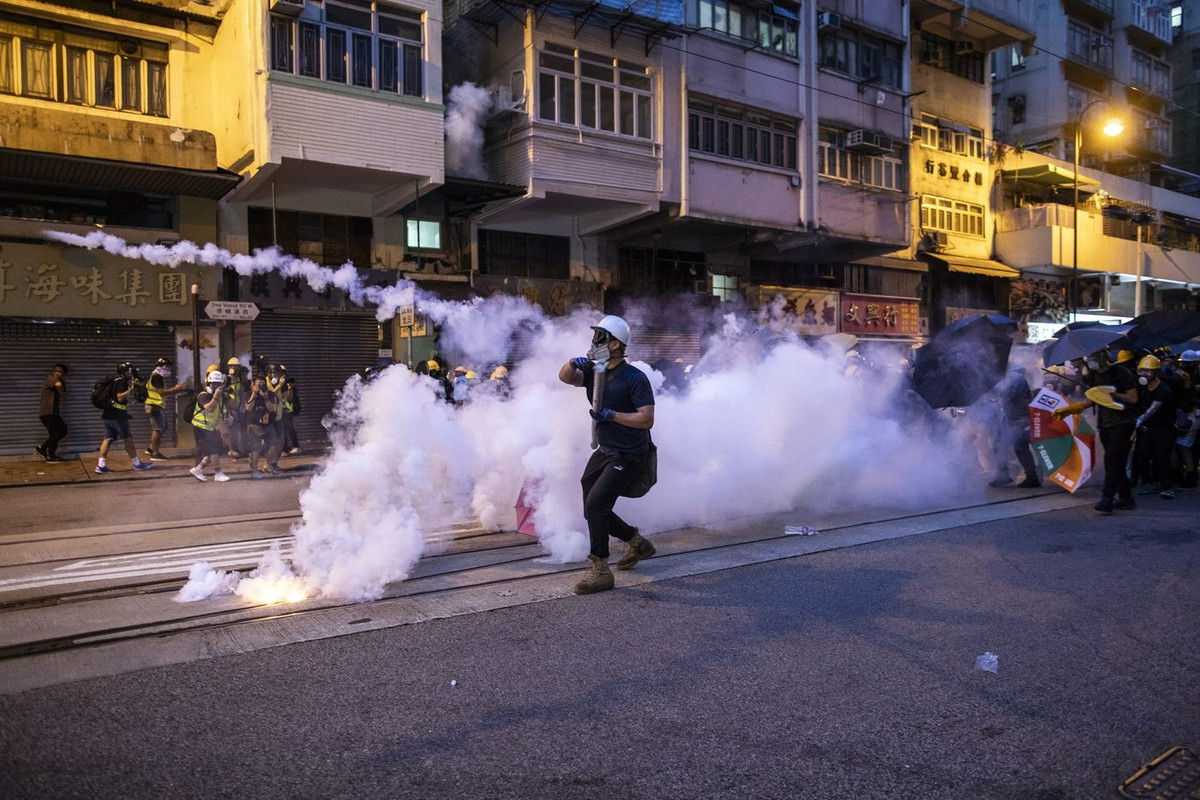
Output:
(1000, 164), (1100, 189)
(927, 254), (1020, 278)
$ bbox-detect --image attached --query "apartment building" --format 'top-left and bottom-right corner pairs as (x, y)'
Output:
(0, 0), (235, 455)
(990, 0), (1200, 330)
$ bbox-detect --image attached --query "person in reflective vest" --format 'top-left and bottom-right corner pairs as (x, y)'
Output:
(144, 357), (186, 461)
(189, 370), (231, 482)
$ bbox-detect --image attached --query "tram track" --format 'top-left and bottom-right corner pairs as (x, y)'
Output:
(0, 491), (1092, 673)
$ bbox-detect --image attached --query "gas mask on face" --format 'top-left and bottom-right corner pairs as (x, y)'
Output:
(1138, 372), (1151, 385)
(1086, 359), (1099, 370)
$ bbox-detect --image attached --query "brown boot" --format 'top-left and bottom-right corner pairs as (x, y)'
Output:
(573, 555), (614, 595)
(615, 532), (656, 570)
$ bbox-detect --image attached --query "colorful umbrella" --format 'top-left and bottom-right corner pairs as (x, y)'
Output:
(514, 481), (539, 537)
(1028, 387), (1095, 493)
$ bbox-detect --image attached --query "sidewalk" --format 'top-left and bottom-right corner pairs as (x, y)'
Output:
(0, 446), (326, 488)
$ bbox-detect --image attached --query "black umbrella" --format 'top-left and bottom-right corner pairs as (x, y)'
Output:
(1041, 325), (1131, 366)
(1125, 310), (1200, 351)
(944, 312), (1017, 333)
(911, 316), (1014, 408)
(1050, 320), (1108, 338)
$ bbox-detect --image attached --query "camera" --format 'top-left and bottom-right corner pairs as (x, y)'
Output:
(252, 353), (270, 380)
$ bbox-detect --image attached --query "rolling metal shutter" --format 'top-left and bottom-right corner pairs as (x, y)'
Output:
(250, 311), (378, 446)
(0, 321), (174, 457)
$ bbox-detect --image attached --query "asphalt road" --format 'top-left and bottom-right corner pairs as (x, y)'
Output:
(2, 494), (1198, 800)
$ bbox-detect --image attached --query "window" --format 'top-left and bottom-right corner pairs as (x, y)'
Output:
(478, 230), (570, 279)
(0, 180), (177, 229)
(818, 127), (904, 191)
(538, 43), (653, 139)
(688, 97), (797, 169)
(248, 208), (372, 266)
(911, 114), (984, 159)
(270, 1), (424, 98)
(1009, 45), (1026, 71)
(1131, 50), (1171, 97)
(921, 195), (984, 237)
(693, 0), (800, 57)
(918, 33), (984, 83)
(1066, 20), (1112, 71)
(712, 273), (739, 302)
(406, 219), (441, 250)
(0, 13), (168, 115)
(821, 27), (902, 88)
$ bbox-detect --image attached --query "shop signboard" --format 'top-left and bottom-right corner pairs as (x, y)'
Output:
(0, 241), (217, 321)
(749, 286), (839, 336)
(840, 293), (921, 336)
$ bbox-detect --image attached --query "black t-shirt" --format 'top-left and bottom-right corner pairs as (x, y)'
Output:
(246, 392), (272, 426)
(1138, 381), (1176, 429)
(101, 377), (130, 420)
(580, 360), (655, 456)
(1090, 363), (1138, 429)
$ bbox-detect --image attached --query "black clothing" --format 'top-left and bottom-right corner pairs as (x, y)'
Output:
(581, 449), (646, 559)
(39, 414), (68, 458)
(1090, 364), (1138, 429)
(576, 358), (656, 559)
(1099, 423), (1134, 501)
(101, 377), (131, 421)
(580, 361), (655, 456)
(1138, 382), (1176, 430)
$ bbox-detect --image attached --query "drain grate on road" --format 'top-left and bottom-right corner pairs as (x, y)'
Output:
(1119, 746), (1200, 799)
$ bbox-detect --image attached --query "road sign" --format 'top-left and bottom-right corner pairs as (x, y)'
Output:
(204, 301), (260, 321)
(396, 286), (415, 328)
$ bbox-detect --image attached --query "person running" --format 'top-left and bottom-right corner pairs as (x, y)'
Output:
(143, 357), (186, 461)
(278, 365), (301, 454)
(96, 362), (153, 474)
(189, 370), (231, 482)
(36, 363), (69, 462)
(558, 315), (656, 595)
(1053, 349), (1139, 513)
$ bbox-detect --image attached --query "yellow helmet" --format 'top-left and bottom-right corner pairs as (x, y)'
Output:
(205, 363), (220, 374)
(1138, 355), (1161, 371)
(490, 365), (509, 380)
(1045, 365), (1067, 376)
(1116, 350), (1135, 364)
(454, 365), (467, 374)
(465, 370), (477, 380)
(226, 357), (241, 366)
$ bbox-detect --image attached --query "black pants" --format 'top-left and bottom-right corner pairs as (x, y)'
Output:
(993, 419), (1039, 480)
(1099, 423), (1134, 500)
(283, 412), (299, 450)
(581, 449), (646, 559)
(39, 414), (67, 457)
(1134, 425), (1174, 490)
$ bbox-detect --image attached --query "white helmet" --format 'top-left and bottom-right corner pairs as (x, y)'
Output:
(206, 371), (225, 385)
(592, 315), (631, 346)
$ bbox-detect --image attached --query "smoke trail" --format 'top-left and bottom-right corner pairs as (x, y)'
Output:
(49, 231), (982, 604)
(444, 82), (493, 180)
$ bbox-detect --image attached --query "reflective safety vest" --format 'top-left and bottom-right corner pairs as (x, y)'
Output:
(145, 377), (165, 408)
(191, 392), (224, 431)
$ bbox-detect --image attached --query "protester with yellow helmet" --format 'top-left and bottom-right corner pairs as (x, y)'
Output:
(1052, 347), (1141, 513)
(1131, 354), (1177, 499)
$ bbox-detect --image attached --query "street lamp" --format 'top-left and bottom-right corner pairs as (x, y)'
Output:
(1071, 101), (1124, 321)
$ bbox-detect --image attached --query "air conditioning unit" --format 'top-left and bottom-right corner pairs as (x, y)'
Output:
(270, 0), (305, 16)
(1143, 117), (1160, 129)
(818, 12), (842, 30)
(491, 85), (526, 116)
(844, 129), (892, 152)
(954, 40), (976, 55)
(932, 231), (949, 247)
(1007, 94), (1026, 108)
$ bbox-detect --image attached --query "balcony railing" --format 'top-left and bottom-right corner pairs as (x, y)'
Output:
(1131, 2), (1173, 44)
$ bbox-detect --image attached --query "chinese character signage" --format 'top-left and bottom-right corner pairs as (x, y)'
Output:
(751, 287), (839, 336)
(237, 270), (347, 309)
(0, 242), (215, 321)
(839, 293), (920, 336)
(474, 274), (603, 316)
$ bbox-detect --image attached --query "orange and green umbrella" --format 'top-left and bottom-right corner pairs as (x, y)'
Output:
(1029, 388), (1095, 493)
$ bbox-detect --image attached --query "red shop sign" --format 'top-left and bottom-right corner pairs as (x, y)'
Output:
(839, 293), (921, 336)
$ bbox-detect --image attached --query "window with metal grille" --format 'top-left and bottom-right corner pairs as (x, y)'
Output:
(0, 11), (168, 116)
(920, 195), (984, 237)
(538, 43), (653, 140)
(270, 1), (424, 98)
(688, 97), (796, 170)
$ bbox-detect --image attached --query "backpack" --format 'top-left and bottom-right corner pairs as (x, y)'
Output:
(90, 377), (115, 410)
(183, 392), (200, 426)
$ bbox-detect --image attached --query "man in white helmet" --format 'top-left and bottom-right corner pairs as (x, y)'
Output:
(559, 314), (656, 594)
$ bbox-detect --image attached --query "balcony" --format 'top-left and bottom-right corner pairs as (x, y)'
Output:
(1125, 2), (1173, 46)
(995, 203), (1200, 286)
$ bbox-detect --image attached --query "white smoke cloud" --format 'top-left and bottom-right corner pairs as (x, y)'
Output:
(444, 82), (493, 180)
(46, 230), (983, 604)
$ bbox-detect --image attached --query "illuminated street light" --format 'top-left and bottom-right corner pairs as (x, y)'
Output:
(1072, 102), (1124, 321)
